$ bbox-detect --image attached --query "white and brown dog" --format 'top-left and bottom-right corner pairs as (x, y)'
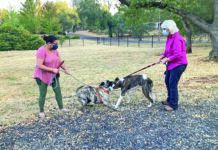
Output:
(113, 74), (156, 109)
(76, 80), (116, 111)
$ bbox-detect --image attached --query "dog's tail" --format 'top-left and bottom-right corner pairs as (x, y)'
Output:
(147, 78), (153, 88)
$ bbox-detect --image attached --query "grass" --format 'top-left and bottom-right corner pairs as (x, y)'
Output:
(0, 41), (218, 127)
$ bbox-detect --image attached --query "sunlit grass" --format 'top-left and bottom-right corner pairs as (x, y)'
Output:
(0, 42), (217, 127)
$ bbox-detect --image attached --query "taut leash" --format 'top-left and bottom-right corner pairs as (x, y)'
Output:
(65, 71), (89, 86)
(126, 62), (159, 77)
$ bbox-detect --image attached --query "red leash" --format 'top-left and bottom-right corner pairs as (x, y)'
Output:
(57, 60), (65, 69)
(126, 62), (159, 77)
(50, 61), (65, 85)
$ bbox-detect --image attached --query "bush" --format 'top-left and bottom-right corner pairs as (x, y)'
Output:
(71, 35), (80, 39)
(0, 25), (44, 51)
(65, 35), (80, 39)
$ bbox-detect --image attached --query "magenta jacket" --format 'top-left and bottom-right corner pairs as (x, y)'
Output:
(162, 32), (188, 70)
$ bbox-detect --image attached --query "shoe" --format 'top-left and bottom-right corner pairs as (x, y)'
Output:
(164, 105), (174, 112)
(60, 108), (69, 113)
(39, 112), (45, 119)
(161, 101), (169, 105)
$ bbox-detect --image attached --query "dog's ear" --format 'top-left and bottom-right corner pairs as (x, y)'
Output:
(99, 82), (105, 86)
(115, 77), (119, 82)
(107, 81), (113, 86)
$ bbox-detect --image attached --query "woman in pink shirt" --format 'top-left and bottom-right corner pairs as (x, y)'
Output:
(34, 35), (70, 118)
(158, 20), (188, 111)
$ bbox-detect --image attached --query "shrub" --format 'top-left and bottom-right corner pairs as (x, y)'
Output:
(0, 25), (44, 51)
(65, 35), (80, 39)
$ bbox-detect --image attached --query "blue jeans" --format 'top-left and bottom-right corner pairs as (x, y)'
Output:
(165, 65), (187, 110)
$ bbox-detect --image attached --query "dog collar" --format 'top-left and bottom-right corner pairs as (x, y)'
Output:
(96, 87), (109, 103)
(98, 87), (110, 94)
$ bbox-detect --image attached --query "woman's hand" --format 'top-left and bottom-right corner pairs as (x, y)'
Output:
(161, 57), (170, 64)
(52, 68), (59, 74)
(63, 69), (71, 75)
(157, 55), (165, 64)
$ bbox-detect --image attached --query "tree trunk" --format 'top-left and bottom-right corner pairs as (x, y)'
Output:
(182, 17), (192, 53)
(186, 32), (192, 53)
(209, 32), (218, 59)
(209, 0), (218, 59)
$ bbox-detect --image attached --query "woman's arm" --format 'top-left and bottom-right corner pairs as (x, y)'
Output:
(168, 38), (183, 61)
(37, 58), (59, 74)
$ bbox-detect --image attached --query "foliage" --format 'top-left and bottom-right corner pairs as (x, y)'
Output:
(19, 0), (41, 33)
(40, 2), (61, 35)
(0, 11), (21, 28)
(0, 9), (9, 24)
(0, 25), (44, 51)
(112, 11), (127, 37)
(77, 0), (112, 32)
(55, 1), (80, 33)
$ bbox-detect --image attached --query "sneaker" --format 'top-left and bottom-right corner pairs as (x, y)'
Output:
(39, 112), (45, 119)
(164, 105), (174, 112)
(60, 108), (69, 113)
(161, 101), (169, 105)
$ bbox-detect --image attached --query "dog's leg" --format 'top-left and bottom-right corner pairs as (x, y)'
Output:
(115, 95), (123, 109)
(77, 96), (88, 112)
(142, 86), (155, 107)
(115, 89), (126, 109)
(102, 100), (119, 111)
(126, 93), (131, 103)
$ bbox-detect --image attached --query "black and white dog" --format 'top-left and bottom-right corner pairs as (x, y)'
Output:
(76, 80), (115, 111)
(113, 74), (156, 109)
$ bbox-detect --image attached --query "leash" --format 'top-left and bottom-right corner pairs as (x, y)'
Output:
(126, 62), (159, 77)
(51, 61), (65, 89)
(64, 71), (90, 86)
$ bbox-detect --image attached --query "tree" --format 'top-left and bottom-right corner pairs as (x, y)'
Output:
(0, 9), (9, 24)
(78, 0), (112, 33)
(0, 25), (44, 51)
(40, 2), (61, 34)
(123, 7), (161, 39)
(19, 0), (41, 33)
(112, 11), (127, 37)
(55, 1), (80, 33)
(119, 0), (218, 60)
(0, 11), (20, 27)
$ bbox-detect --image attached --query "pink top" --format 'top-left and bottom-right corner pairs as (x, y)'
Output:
(33, 46), (61, 85)
(163, 32), (188, 70)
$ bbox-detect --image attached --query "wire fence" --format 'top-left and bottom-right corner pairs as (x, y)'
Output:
(60, 34), (211, 48)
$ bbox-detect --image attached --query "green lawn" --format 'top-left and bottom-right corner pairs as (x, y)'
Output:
(0, 42), (218, 127)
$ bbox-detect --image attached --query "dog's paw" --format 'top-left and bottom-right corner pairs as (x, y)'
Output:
(110, 105), (121, 111)
(147, 102), (153, 108)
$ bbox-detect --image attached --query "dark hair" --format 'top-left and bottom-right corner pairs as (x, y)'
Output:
(43, 35), (57, 43)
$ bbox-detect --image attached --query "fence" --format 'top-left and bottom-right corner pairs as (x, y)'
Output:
(60, 34), (211, 48)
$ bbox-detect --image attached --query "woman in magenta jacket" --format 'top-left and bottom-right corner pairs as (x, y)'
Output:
(158, 20), (188, 111)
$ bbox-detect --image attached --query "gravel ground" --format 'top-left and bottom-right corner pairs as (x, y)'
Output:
(0, 100), (217, 150)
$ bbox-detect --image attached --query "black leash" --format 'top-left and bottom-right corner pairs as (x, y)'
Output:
(126, 62), (159, 77)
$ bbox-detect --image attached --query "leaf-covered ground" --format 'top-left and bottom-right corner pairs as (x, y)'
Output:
(0, 99), (217, 149)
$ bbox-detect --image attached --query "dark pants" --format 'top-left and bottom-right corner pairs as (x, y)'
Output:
(165, 65), (187, 110)
(36, 77), (63, 112)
